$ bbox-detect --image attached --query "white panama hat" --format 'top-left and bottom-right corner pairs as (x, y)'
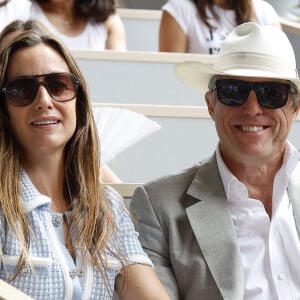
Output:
(175, 22), (300, 92)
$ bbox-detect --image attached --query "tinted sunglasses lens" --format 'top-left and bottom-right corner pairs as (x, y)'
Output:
(5, 78), (37, 106)
(216, 80), (248, 106)
(216, 80), (290, 109)
(255, 82), (289, 108)
(45, 73), (78, 101)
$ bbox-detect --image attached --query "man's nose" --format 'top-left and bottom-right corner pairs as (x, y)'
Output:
(241, 89), (264, 115)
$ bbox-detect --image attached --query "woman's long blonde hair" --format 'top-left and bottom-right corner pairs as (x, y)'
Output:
(0, 22), (123, 288)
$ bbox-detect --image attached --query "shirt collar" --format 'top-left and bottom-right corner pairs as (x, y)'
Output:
(216, 145), (238, 200)
(216, 142), (300, 200)
(280, 141), (300, 176)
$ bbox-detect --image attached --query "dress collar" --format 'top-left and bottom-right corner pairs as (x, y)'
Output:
(20, 168), (51, 212)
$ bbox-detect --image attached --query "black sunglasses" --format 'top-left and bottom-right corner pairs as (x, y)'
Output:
(213, 79), (297, 109)
(1, 72), (80, 106)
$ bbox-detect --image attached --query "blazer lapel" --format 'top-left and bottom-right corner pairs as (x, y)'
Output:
(186, 155), (244, 300)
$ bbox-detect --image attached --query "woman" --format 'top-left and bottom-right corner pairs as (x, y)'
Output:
(0, 27), (169, 299)
(0, 0), (126, 50)
(159, 0), (281, 53)
(30, 0), (127, 50)
(0, 20), (125, 184)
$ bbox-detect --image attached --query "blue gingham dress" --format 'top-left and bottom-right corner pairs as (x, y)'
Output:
(0, 170), (152, 299)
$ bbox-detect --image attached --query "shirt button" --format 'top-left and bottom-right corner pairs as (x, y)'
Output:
(21, 264), (32, 274)
(52, 215), (63, 226)
(252, 207), (260, 213)
(69, 268), (85, 278)
(278, 273), (286, 280)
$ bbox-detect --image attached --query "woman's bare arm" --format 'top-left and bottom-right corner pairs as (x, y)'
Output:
(105, 13), (127, 51)
(159, 11), (187, 52)
(115, 264), (171, 300)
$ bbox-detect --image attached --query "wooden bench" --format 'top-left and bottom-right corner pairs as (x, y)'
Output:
(107, 182), (140, 198)
(118, 8), (161, 52)
(280, 16), (300, 35)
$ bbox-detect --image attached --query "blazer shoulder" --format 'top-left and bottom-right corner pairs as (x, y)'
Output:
(143, 156), (214, 195)
(145, 164), (199, 188)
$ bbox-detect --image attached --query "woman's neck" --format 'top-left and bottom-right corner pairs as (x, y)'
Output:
(38, 1), (75, 16)
(37, 1), (87, 36)
(23, 152), (70, 212)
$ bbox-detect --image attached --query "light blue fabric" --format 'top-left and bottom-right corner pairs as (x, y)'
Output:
(0, 170), (152, 299)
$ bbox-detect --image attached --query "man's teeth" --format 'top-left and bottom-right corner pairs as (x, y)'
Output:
(33, 120), (58, 125)
(240, 126), (263, 132)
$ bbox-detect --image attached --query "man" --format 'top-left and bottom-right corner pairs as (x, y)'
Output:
(130, 22), (300, 300)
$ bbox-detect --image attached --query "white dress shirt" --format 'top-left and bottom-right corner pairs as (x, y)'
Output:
(216, 142), (300, 300)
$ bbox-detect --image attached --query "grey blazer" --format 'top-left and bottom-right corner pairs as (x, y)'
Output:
(130, 154), (300, 300)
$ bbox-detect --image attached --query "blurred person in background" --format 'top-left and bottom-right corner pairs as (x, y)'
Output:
(159, 0), (280, 54)
(0, 0), (126, 50)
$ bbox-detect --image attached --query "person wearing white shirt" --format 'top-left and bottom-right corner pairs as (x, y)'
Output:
(0, 0), (126, 51)
(159, 0), (280, 54)
(131, 22), (300, 299)
(0, 0), (31, 29)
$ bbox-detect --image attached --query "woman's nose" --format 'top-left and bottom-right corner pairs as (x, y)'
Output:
(33, 85), (54, 110)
